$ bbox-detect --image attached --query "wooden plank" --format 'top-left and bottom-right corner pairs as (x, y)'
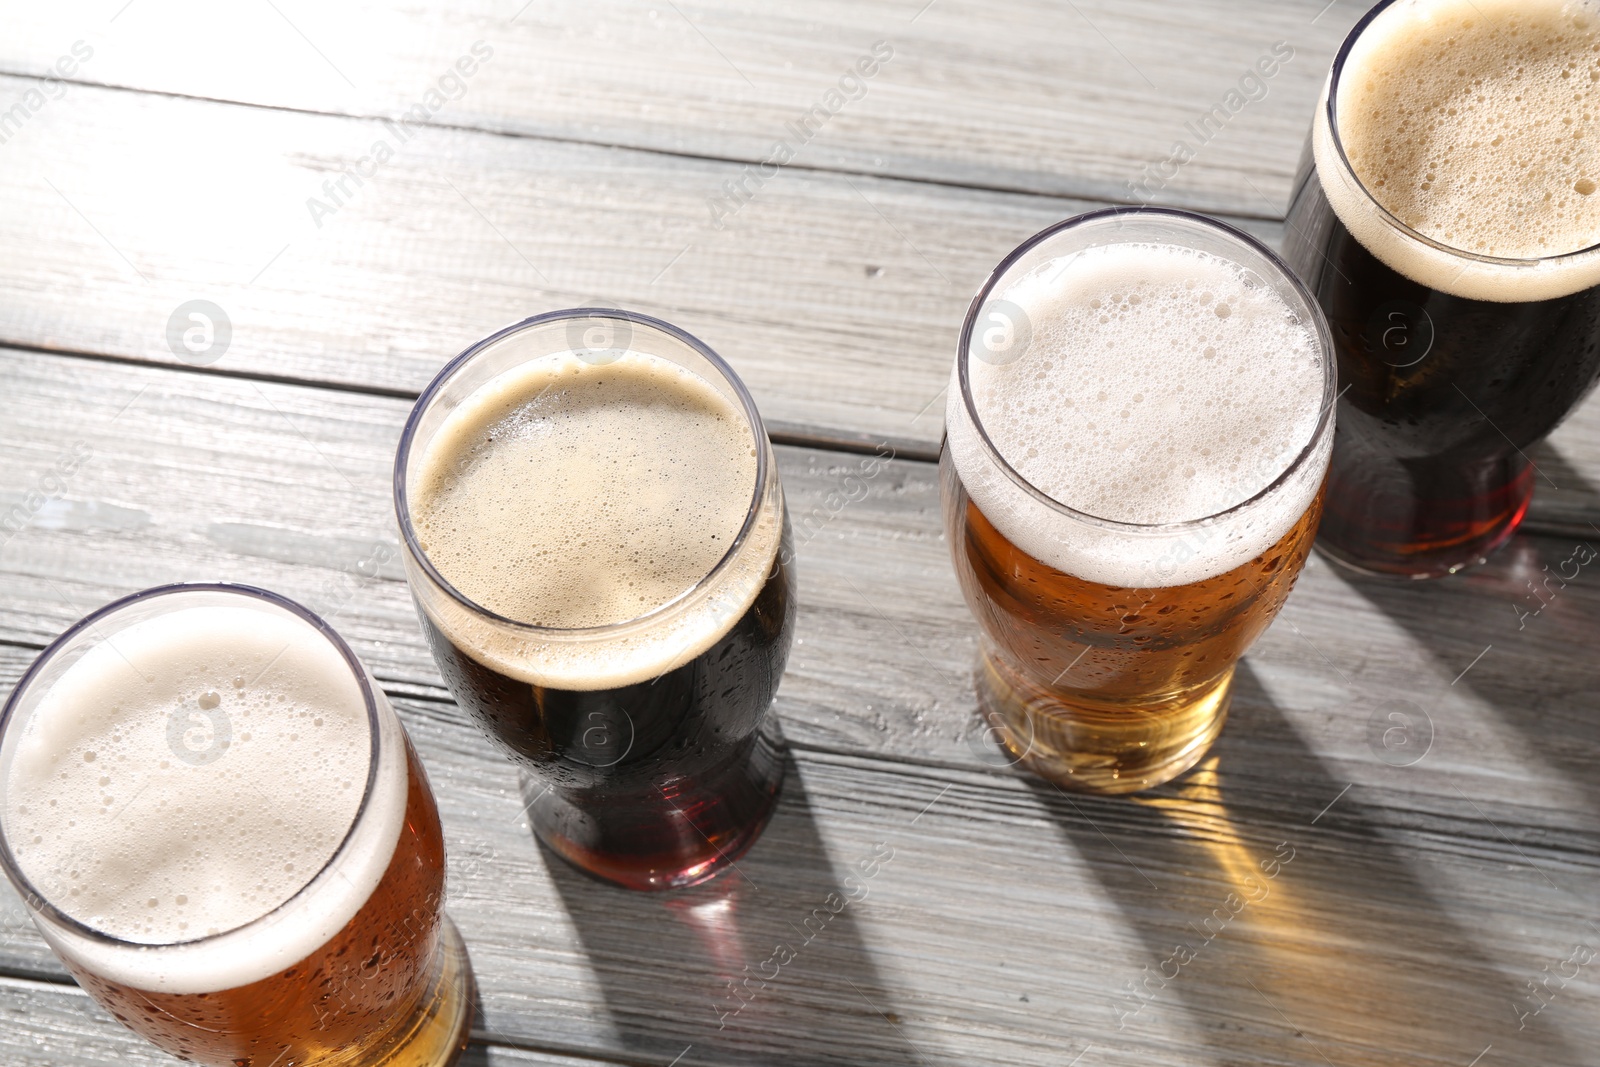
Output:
(2, 670), (1596, 1067)
(1, 350), (1598, 1064)
(0, 348), (1594, 788)
(0, 976), (628, 1067)
(0, 72), (1185, 447)
(0, 1), (1366, 214)
(4, 75), (1600, 517)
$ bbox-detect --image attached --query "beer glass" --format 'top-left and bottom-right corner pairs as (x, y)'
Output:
(1284, 0), (1600, 578)
(943, 208), (1336, 794)
(0, 584), (471, 1067)
(396, 310), (795, 891)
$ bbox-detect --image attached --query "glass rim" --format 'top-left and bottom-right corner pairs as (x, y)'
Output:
(394, 308), (773, 638)
(1324, 0), (1600, 269)
(0, 582), (384, 952)
(957, 205), (1338, 535)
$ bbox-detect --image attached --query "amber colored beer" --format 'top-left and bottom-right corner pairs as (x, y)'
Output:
(69, 738), (466, 1067)
(944, 457), (1323, 792)
(0, 585), (471, 1067)
(943, 208), (1335, 794)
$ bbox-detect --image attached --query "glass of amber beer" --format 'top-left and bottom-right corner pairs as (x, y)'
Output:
(396, 310), (794, 891)
(1284, 0), (1600, 578)
(944, 208), (1335, 794)
(0, 584), (471, 1067)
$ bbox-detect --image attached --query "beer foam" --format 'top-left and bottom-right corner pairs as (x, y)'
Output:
(410, 351), (782, 691)
(948, 243), (1331, 588)
(1, 601), (408, 993)
(1315, 0), (1600, 300)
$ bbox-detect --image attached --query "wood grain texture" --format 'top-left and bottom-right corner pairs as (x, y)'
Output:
(1, 654), (1596, 1067)
(0, 348), (1596, 1065)
(0, 976), (630, 1067)
(3, 4), (1598, 1062)
(0, 1), (1364, 213)
(0, 347), (1594, 780)
(3, 72), (1600, 517)
(0, 70), (1168, 445)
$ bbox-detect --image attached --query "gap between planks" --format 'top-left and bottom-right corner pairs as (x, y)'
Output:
(0, 973), (646, 1067)
(5, 342), (1590, 535)
(0, 71), (1288, 225)
(0, 340), (941, 460)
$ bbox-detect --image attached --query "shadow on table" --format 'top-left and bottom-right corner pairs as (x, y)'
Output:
(529, 748), (922, 1067)
(1027, 663), (1584, 1067)
(1338, 529), (1600, 822)
(1528, 441), (1600, 533)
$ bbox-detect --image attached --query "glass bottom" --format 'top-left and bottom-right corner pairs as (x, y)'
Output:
(361, 917), (474, 1067)
(524, 749), (785, 892)
(1315, 506), (1527, 580)
(1316, 448), (1534, 580)
(534, 805), (778, 892)
(976, 645), (1231, 795)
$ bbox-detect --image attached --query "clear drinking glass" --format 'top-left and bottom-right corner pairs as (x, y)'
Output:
(0, 584), (471, 1067)
(395, 310), (795, 890)
(1282, 0), (1600, 578)
(943, 208), (1336, 794)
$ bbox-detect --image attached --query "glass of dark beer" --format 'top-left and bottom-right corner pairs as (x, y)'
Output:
(396, 309), (795, 891)
(0, 584), (471, 1067)
(944, 208), (1335, 794)
(1284, 0), (1600, 578)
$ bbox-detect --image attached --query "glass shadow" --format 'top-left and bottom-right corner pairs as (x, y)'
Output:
(532, 747), (922, 1067)
(1024, 662), (1586, 1066)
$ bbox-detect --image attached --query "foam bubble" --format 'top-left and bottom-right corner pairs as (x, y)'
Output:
(1, 602), (408, 993)
(410, 351), (782, 691)
(948, 243), (1329, 589)
(1316, 0), (1600, 299)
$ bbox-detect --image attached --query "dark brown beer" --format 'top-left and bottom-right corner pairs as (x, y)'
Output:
(1286, 0), (1600, 577)
(418, 550), (792, 892)
(398, 311), (795, 890)
(1283, 170), (1596, 574)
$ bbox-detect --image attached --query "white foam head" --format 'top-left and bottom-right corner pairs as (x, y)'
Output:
(1314, 0), (1600, 301)
(405, 347), (782, 692)
(0, 590), (407, 994)
(947, 216), (1333, 589)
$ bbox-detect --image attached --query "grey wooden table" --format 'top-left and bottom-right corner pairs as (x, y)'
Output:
(0, 2), (1597, 1065)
